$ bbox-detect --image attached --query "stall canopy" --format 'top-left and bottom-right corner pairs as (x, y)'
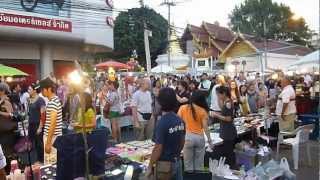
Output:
(96, 60), (131, 70)
(151, 64), (175, 73)
(0, 64), (28, 76)
(287, 50), (319, 71)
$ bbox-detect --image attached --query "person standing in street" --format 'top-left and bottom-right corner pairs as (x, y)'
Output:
(210, 75), (225, 120)
(107, 81), (122, 143)
(28, 83), (46, 163)
(132, 79), (153, 140)
(146, 88), (185, 180)
(40, 78), (63, 165)
(276, 77), (297, 132)
(211, 86), (237, 168)
(178, 90), (213, 171)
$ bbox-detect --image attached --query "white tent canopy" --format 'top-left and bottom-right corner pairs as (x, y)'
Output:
(287, 50), (319, 71)
(151, 64), (175, 73)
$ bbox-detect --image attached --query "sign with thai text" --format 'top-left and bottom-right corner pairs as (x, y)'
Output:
(0, 12), (72, 32)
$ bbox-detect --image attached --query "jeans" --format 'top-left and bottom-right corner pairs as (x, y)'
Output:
(183, 133), (205, 171)
(171, 159), (183, 180)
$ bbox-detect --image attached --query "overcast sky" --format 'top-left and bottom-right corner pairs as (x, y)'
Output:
(114, 0), (319, 33)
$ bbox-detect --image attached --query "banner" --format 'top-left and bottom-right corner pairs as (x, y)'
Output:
(0, 12), (72, 32)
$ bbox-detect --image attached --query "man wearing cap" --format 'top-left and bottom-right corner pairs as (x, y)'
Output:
(28, 83), (46, 162)
(276, 77), (297, 132)
(40, 78), (63, 165)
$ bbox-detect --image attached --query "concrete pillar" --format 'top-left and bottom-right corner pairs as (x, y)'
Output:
(40, 44), (53, 79)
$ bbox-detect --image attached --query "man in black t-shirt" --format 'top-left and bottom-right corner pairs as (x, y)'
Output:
(147, 88), (185, 180)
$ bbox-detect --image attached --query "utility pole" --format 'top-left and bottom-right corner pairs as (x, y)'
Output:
(140, 0), (152, 74)
(161, 0), (176, 67)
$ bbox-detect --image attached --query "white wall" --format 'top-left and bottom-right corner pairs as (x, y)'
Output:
(0, 41), (40, 59)
(224, 53), (301, 75)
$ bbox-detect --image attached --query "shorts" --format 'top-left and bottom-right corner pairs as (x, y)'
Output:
(109, 111), (120, 119)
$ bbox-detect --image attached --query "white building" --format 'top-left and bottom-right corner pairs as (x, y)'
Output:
(219, 33), (312, 76)
(0, 0), (114, 82)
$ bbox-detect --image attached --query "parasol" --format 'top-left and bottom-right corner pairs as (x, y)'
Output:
(0, 64), (28, 76)
(95, 60), (131, 70)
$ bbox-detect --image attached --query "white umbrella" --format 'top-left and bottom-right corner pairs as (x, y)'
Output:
(151, 64), (175, 73)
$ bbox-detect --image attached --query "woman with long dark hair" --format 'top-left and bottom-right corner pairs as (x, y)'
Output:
(178, 90), (213, 171)
(229, 80), (240, 116)
(239, 84), (250, 116)
(211, 86), (237, 168)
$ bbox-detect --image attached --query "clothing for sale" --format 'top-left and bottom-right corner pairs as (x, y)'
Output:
(153, 112), (185, 162)
(44, 96), (63, 136)
(53, 129), (108, 180)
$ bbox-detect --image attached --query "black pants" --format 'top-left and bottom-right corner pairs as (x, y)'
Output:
(205, 140), (236, 169)
(28, 123), (44, 162)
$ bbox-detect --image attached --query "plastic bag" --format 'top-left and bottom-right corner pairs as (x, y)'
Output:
(279, 158), (296, 180)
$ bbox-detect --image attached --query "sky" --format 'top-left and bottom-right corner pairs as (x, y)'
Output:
(114, 0), (319, 33)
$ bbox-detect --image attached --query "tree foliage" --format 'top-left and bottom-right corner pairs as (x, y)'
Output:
(113, 7), (168, 66)
(229, 0), (312, 46)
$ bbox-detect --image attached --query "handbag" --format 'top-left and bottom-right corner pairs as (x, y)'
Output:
(155, 161), (172, 180)
(139, 112), (152, 121)
(14, 137), (32, 153)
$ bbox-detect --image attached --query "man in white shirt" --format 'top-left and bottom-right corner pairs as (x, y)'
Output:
(210, 75), (225, 113)
(276, 77), (296, 132)
(0, 145), (6, 180)
(132, 79), (153, 140)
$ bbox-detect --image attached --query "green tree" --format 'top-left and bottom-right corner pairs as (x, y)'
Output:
(112, 7), (168, 66)
(229, 0), (312, 46)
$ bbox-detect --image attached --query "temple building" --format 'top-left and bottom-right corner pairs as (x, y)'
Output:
(181, 21), (234, 72)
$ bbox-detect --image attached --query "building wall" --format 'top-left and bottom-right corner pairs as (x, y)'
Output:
(0, 0), (114, 48)
(0, 0), (113, 79)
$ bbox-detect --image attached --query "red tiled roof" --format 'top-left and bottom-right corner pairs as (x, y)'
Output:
(243, 34), (312, 56)
(203, 22), (234, 42)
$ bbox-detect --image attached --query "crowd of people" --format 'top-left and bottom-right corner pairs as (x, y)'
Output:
(0, 70), (319, 179)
